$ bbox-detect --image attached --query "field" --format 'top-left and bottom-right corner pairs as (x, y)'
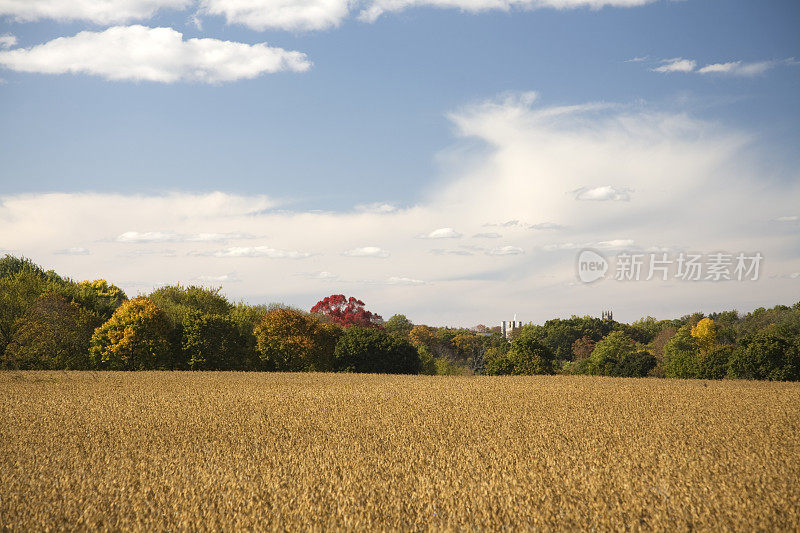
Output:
(1, 372), (799, 531)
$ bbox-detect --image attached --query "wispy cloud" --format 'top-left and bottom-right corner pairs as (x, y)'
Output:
(342, 246), (390, 258)
(54, 247), (91, 255)
(0, 0), (191, 24)
(197, 246), (312, 258)
(193, 273), (242, 283)
(386, 276), (425, 285)
(0, 34), (17, 49)
(0, 26), (310, 83)
(698, 60), (775, 77)
(472, 232), (502, 239)
(652, 58), (697, 73)
(487, 246), (524, 256)
(117, 231), (252, 243)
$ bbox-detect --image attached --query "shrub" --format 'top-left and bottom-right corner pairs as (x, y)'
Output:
(89, 297), (173, 370)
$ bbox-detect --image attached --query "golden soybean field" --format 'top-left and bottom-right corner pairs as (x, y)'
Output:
(1, 372), (799, 531)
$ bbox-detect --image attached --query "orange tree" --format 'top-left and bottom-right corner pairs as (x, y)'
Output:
(254, 308), (340, 371)
(89, 297), (173, 370)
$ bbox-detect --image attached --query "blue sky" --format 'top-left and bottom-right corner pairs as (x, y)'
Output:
(0, 0), (799, 325)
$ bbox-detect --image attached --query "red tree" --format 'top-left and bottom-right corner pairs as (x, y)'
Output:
(310, 295), (383, 328)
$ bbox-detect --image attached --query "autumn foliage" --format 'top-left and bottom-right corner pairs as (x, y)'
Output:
(310, 294), (383, 328)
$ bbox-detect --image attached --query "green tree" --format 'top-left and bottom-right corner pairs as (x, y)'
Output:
(663, 326), (700, 379)
(2, 292), (100, 369)
(384, 314), (414, 340)
(333, 327), (420, 374)
(0, 270), (49, 356)
(728, 331), (800, 381)
(89, 297), (173, 370)
(182, 311), (245, 370)
(485, 326), (554, 375)
(698, 345), (733, 380)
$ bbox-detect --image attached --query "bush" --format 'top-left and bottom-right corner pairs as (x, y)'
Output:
(2, 293), (100, 369)
(89, 297), (173, 370)
(333, 327), (420, 374)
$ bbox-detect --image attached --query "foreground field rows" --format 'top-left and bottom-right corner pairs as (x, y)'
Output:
(1, 372), (799, 531)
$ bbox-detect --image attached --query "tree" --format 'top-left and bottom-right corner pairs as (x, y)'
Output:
(89, 297), (173, 370)
(691, 318), (717, 355)
(663, 327), (700, 379)
(229, 301), (270, 370)
(310, 295), (383, 328)
(587, 331), (635, 376)
(181, 311), (246, 370)
(384, 314), (414, 339)
(485, 326), (554, 375)
(0, 270), (49, 356)
(254, 308), (340, 371)
(149, 285), (232, 324)
(698, 346), (733, 380)
(728, 331), (800, 381)
(571, 336), (596, 361)
(2, 292), (100, 370)
(333, 327), (420, 374)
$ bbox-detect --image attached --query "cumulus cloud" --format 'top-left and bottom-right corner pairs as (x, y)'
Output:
(573, 185), (631, 201)
(652, 58), (696, 73)
(198, 0), (352, 31)
(0, 0), (191, 24)
(417, 227), (462, 239)
(342, 246), (390, 258)
(0, 26), (311, 83)
(2, 92), (798, 325)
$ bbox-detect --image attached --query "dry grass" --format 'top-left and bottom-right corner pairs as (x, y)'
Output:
(1, 372), (799, 531)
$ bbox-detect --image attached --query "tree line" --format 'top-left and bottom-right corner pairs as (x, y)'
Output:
(1, 255), (798, 380)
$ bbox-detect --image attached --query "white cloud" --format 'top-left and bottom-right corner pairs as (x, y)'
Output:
(193, 273), (242, 282)
(625, 56), (648, 63)
(487, 245), (524, 256)
(387, 276), (425, 285)
(355, 202), (398, 214)
(775, 216), (798, 222)
(342, 246), (390, 258)
(417, 227), (462, 239)
(0, 34), (16, 49)
(203, 246), (312, 258)
(697, 60), (775, 77)
(529, 222), (563, 230)
(0, 26), (311, 83)
(54, 247), (91, 255)
(473, 232), (502, 239)
(573, 185), (631, 201)
(359, 0), (658, 23)
(0, 0), (191, 24)
(117, 231), (251, 243)
(2, 92), (798, 325)
(199, 0), (352, 31)
(652, 58), (696, 73)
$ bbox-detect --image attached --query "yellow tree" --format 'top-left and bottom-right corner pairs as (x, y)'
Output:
(690, 318), (717, 355)
(254, 308), (340, 371)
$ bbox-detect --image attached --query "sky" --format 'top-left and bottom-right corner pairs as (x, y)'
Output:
(0, 0), (799, 326)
